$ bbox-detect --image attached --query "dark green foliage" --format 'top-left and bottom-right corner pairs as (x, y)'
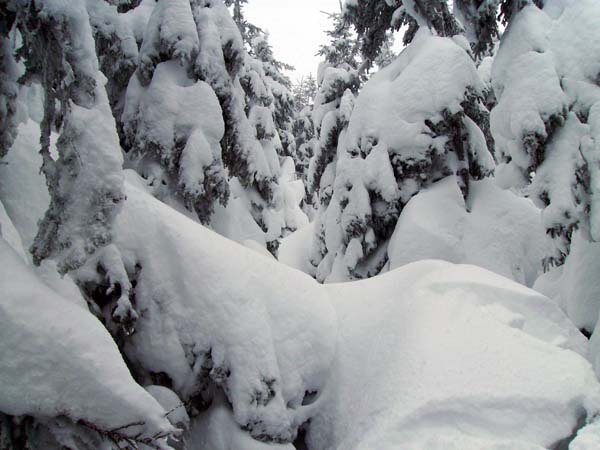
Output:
(454, 0), (500, 57)
(344, 0), (460, 67)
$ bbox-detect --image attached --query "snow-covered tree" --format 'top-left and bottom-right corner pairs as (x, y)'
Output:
(306, 8), (362, 280)
(343, 0), (459, 68)
(86, 0), (140, 144)
(309, 0), (495, 282)
(373, 30), (397, 69)
(191, 0), (292, 252)
(490, 0), (600, 270)
(122, 0), (229, 224)
(292, 73), (318, 111)
(307, 9), (360, 201)
(10, 0), (126, 274)
(247, 32), (297, 159)
(293, 105), (316, 179)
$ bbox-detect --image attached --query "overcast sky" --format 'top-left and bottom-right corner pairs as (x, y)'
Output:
(244, 0), (343, 83)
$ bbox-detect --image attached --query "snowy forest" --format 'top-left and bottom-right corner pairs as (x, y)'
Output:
(2, 0), (600, 448)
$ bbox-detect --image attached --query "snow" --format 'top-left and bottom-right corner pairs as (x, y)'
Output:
(103, 174), (337, 442)
(0, 120), (50, 250)
(137, 0), (199, 84)
(211, 182), (270, 248)
(146, 385), (190, 430)
(188, 393), (295, 450)
(346, 28), (483, 165)
(124, 59), (226, 211)
(389, 177), (551, 287)
(570, 419), (600, 450)
(0, 200), (27, 263)
(533, 231), (600, 363)
(307, 260), (598, 450)
(279, 223), (315, 273)
(0, 238), (174, 444)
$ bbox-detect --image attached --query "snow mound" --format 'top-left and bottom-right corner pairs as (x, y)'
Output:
(307, 260), (598, 450)
(389, 177), (550, 286)
(188, 393), (295, 450)
(279, 223), (315, 274)
(0, 238), (174, 444)
(96, 176), (337, 442)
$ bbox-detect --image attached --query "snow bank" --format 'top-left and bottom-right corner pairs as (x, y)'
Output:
(307, 260), (598, 450)
(99, 175), (337, 442)
(389, 177), (550, 287)
(0, 238), (174, 444)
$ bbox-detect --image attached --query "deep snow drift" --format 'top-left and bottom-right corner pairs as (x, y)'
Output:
(388, 177), (550, 287)
(0, 240), (174, 447)
(307, 261), (599, 450)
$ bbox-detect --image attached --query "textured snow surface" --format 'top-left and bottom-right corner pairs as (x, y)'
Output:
(0, 239), (174, 442)
(570, 419), (600, 450)
(307, 261), (598, 450)
(389, 177), (550, 286)
(109, 176), (337, 442)
(188, 393), (295, 450)
(279, 223), (315, 274)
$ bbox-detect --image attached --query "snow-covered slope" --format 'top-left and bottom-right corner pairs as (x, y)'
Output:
(89, 174), (337, 443)
(389, 177), (550, 286)
(307, 261), (598, 450)
(0, 238), (174, 447)
(2, 107), (599, 450)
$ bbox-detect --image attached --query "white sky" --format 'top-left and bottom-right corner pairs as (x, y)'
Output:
(243, 0), (344, 83)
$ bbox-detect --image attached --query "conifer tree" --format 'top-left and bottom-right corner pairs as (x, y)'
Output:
(490, 0), (599, 268)
(306, 8), (362, 280)
(292, 73), (318, 111)
(86, 0), (139, 145)
(248, 32), (297, 159)
(122, 0), (229, 224)
(309, 0), (495, 282)
(11, 0), (126, 274)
